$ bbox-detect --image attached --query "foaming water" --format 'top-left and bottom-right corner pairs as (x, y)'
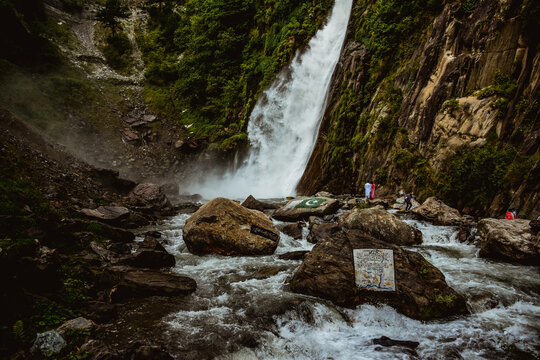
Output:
(184, 0), (353, 199)
(147, 211), (540, 359)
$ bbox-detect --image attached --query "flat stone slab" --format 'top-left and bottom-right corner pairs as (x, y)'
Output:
(81, 206), (130, 221)
(273, 197), (340, 221)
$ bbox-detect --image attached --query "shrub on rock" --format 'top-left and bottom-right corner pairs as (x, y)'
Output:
(183, 197), (280, 256)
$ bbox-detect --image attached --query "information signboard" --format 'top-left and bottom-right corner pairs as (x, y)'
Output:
(353, 249), (396, 291)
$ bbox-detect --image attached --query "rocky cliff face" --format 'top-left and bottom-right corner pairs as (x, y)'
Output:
(0, 0), (188, 186)
(298, 0), (539, 219)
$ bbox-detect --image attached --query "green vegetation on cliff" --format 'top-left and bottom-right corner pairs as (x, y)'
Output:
(141, 0), (335, 148)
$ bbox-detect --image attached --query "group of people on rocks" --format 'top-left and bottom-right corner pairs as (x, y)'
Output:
(361, 180), (517, 218)
(364, 181), (416, 211)
(364, 181), (376, 199)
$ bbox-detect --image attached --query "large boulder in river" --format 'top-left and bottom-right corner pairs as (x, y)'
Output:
(128, 183), (172, 211)
(477, 218), (539, 265)
(413, 197), (469, 226)
(183, 197), (280, 255)
(273, 197), (340, 221)
(338, 206), (422, 245)
(289, 228), (468, 320)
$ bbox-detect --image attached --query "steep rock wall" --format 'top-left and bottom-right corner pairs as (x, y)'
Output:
(298, 0), (539, 219)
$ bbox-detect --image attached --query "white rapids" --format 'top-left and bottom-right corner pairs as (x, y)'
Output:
(184, 0), (353, 199)
(143, 211), (540, 360)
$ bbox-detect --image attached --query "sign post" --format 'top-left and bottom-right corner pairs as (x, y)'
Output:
(353, 249), (396, 291)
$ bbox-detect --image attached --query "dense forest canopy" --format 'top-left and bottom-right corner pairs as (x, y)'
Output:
(141, 0), (335, 149)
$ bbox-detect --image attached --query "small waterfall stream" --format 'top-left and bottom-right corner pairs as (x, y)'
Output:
(185, 0), (353, 199)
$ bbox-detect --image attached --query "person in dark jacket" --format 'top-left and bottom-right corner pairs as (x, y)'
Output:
(405, 192), (414, 211)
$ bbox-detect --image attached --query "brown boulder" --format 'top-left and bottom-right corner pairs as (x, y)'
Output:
(241, 195), (280, 211)
(280, 222), (304, 240)
(273, 197), (341, 221)
(413, 197), (469, 226)
(108, 267), (197, 301)
(289, 228), (468, 320)
(477, 218), (539, 265)
(306, 223), (341, 244)
(183, 197), (280, 256)
(338, 206), (422, 245)
(128, 183), (172, 211)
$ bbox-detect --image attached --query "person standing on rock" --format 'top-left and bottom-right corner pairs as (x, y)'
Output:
(370, 183), (375, 199)
(365, 181), (372, 199)
(405, 192), (414, 211)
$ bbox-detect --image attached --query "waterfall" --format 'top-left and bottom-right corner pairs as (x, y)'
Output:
(185, 0), (353, 200)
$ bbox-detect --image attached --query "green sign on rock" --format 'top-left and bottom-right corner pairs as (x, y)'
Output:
(295, 198), (327, 209)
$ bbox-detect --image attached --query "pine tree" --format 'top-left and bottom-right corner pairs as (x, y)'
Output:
(96, 0), (129, 34)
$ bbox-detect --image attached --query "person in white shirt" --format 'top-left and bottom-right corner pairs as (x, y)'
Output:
(364, 182), (371, 199)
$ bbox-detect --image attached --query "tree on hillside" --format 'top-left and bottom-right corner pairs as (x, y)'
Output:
(96, 0), (129, 34)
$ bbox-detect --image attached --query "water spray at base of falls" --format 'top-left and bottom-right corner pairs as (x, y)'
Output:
(184, 0), (353, 200)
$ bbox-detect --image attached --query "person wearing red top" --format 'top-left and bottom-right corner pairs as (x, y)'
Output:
(505, 209), (515, 220)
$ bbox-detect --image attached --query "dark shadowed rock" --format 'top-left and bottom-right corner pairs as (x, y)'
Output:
(373, 336), (419, 349)
(338, 206), (422, 245)
(108, 267), (197, 301)
(118, 248), (175, 269)
(413, 197), (470, 226)
(118, 236), (175, 269)
(281, 222), (304, 239)
(144, 231), (162, 238)
(241, 195), (280, 211)
(86, 301), (117, 323)
(289, 228), (468, 320)
(477, 218), (539, 265)
(273, 197), (341, 221)
(307, 223), (341, 244)
(183, 197), (280, 256)
(132, 345), (174, 360)
(278, 250), (310, 260)
(530, 219), (540, 235)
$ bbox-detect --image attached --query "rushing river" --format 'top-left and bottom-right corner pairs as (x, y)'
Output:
(130, 209), (540, 360)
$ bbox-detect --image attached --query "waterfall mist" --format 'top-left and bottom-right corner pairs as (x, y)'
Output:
(183, 0), (353, 200)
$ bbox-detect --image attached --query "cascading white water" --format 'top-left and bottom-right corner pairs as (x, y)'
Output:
(124, 210), (540, 359)
(185, 0), (353, 199)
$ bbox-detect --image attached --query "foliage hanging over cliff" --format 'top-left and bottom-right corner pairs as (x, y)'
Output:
(141, 0), (335, 145)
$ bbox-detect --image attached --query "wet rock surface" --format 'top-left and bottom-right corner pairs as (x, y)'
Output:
(477, 218), (539, 265)
(128, 183), (173, 213)
(241, 195), (280, 211)
(338, 206), (423, 245)
(273, 197), (341, 221)
(183, 197), (280, 255)
(413, 197), (471, 226)
(290, 227), (468, 320)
